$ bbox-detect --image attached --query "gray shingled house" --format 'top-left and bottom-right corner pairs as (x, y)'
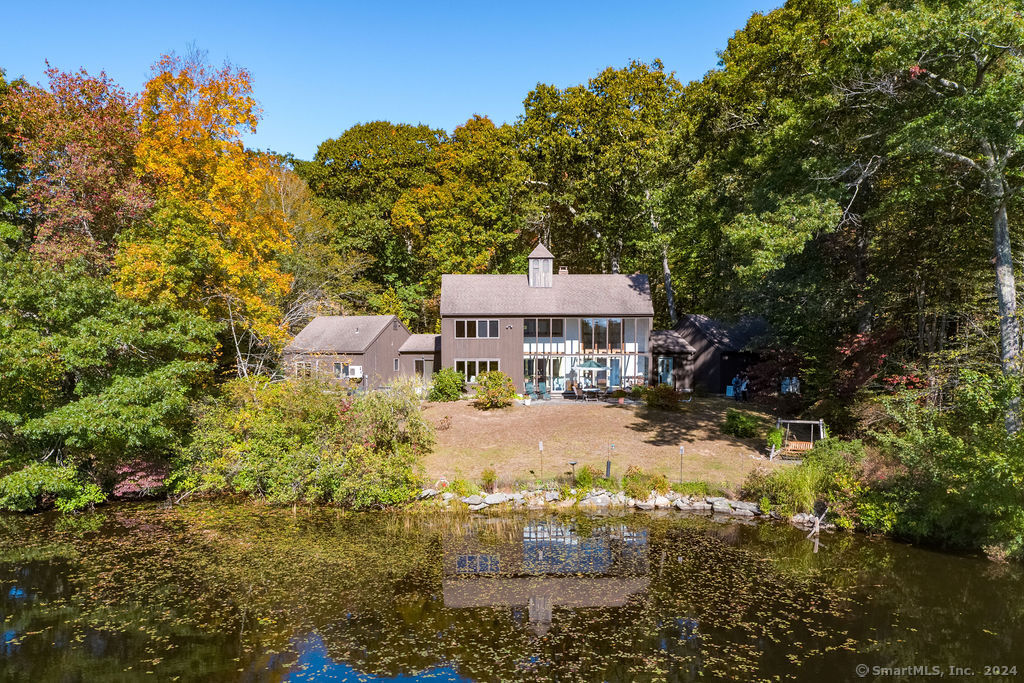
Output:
(282, 315), (411, 389)
(439, 244), (655, 394)
(673, 314), (768, 393)
(399, 334), (441, 381)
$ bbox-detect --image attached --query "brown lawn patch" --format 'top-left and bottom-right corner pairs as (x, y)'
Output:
(420, 397), (782, 492)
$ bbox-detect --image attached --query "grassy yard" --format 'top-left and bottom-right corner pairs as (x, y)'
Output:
(421, 396), (782, 494)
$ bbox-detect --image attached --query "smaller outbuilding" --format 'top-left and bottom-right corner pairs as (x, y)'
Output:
(399, 334), (441, 381)
(282, 315), (411, 389)
(673, 314), (768, 394)
(648, 329), (696, 391)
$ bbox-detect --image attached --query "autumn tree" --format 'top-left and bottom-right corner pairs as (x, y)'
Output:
(1, 66), (150, 265)
(115, 52), (292, 369)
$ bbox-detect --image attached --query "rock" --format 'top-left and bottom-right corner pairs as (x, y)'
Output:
(730, 508), (756, 517)
(569, 488), (577, 495)
(544, 491), (560, 502)
(468, 503), (489, 511)
(654, 495), (672, 509)
(558, 499), (575, 508)
(635, 501), (655, 511)
(706, 496), (728, 504)
(673, 499), (687, 510)
(769, 510), (782, 520)
(730, 500), (761, 514)
(691, 502), (712, 512)
(614, 493), (627, 505)
(712, 501), (732, 514)
(484, 493), (508, 505)
(462, 495), (483, 505)
(588, 494), (611, 507)
(419, 488), (438, 499)
(441, 492), (454, 502)
(510, 493), (524, 502)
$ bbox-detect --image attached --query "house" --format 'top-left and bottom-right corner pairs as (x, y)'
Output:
(649, 329), (697, 391)
(282, 315), (411, 389)
(672, 314), (768, 393)
(439, 244), (655, 394)
(399, 333), (441, 381)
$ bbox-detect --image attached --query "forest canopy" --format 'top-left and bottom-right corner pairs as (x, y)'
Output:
(1, 0), (1023, 556)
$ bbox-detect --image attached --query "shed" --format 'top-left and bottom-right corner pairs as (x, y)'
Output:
(648, 329), (696, 391)
(673, 315), (768, 394)
(282, 315), (411, 389)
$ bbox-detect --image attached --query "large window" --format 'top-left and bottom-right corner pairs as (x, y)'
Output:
(523, 318), (565, 340)
(333, 362), (349, 378)
(455, 359), (499, 383)
(581, 319), (594, 349)
(295, 361), (313, 378)
(580, 318), (641, 352)
(609, 318), (622, 352)
(455, 319), (499, 339)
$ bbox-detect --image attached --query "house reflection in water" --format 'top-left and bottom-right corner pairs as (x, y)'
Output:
(443, 519), (650, 635)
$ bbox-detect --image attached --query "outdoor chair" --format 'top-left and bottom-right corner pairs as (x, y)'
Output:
(525, 381), (536, 400)
(539, 380), (551, 400)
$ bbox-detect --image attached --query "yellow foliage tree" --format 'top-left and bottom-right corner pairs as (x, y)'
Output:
(115, 52), (292, 355)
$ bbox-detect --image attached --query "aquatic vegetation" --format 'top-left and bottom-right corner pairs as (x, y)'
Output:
(0, 503), (1021, 681)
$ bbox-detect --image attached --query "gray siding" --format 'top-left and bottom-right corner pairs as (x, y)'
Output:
(440, 317), (524, 388)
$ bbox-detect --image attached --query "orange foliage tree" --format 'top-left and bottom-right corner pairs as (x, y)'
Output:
(115, 52), (292, 364)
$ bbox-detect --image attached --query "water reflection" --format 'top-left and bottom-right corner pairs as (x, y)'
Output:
(443, 520), (655, 635)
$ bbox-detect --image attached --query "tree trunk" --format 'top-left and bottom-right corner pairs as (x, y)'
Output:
(990, 180), (1021, 431)
(646, 189), (678, 326)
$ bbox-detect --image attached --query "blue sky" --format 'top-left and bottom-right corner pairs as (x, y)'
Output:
(3, 1), (781, 160)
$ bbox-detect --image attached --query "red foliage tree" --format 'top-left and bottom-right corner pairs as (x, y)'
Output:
(2, 66), (151, 264)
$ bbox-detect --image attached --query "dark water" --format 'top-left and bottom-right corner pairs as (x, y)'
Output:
(1, 503), (1021, 682)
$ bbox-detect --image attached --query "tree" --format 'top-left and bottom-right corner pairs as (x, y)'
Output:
(1, 66), (150, 265)
(298, 120), (446, 290)
(115, 51), (292, 364)
(836, 0), (1024, 425)
(0, 251), (219, 489)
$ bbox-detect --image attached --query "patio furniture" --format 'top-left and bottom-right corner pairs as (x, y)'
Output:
(525, 380), (537, 400)
(539, 380), (551, 400)
(573, 386), (592, 401)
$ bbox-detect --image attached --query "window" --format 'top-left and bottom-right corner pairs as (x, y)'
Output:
(582, 319), (594, 350)
(594, 318), (608, 351)
(334, 362), (350, 378)
(394, 358), (400, 372)
(295, 361), (313, 378)
(609, 319), (622, 352)
(455, 359), (499, 382)
(525, 318), (564, 341)
(455, 319), (499, 338)
(414, 359), (424, 377)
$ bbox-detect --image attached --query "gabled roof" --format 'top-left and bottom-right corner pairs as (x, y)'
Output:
(440, 273), (654, 317)
(680, 314), (768, 352)
(399, 334), (441, 354)
(650, 329), (697, 355)
(528, 243), (554, 259)
(284, 315), (402, 354)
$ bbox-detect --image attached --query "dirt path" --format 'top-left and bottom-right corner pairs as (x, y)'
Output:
(421, 396), (781, 492)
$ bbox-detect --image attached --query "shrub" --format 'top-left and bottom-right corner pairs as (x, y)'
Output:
(172, 376), (432, 509)
(610, 389), (628, 399)
(672, 480), (709, 497)
(0, 463), (106, 513)
(766, 427), (785, 451)
(473, 371), (517, 409)
(447, 477), (479, 498)
(721, 409), (762, 438)
(574, 464), (600, 490)
(428, 368), (465, 402)
(481, 467), (497, 493)
(643, 384), (682, 411)
(621, 465), (669, 499)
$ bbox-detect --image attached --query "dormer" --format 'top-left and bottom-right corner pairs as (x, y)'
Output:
(527, 243), (554, 288)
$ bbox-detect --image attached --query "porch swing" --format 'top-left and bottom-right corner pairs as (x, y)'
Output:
(769, 419), (828, 460)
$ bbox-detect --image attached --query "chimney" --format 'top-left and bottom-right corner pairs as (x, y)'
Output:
(558, 266), (568, 276)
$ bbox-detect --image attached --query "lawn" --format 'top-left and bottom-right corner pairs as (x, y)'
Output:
(420, 396), (783, 493)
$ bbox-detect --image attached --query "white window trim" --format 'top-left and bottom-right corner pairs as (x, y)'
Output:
(454, 358), (501, 382)
(394, 357), (400, 372)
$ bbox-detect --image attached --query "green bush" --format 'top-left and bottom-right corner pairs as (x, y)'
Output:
(621, 465), (669, 499)
(766, 427), (785, 451)
(172, 377), (432, 509)
(481, 467), (497, 493)
(721, 409), (762, 438)
(0, 463), (106, 513)
(672, 480), (709, 497)
(643, 384), (683, 411)
(446, 477), (479, 498)
(472, 371), (517, 410)
(574, 464), (600, 490)
(428, 368), (465, 402)
(741, 439), (865, 517)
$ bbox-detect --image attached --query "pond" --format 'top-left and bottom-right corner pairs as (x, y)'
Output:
(1, 503), (1021, 681)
